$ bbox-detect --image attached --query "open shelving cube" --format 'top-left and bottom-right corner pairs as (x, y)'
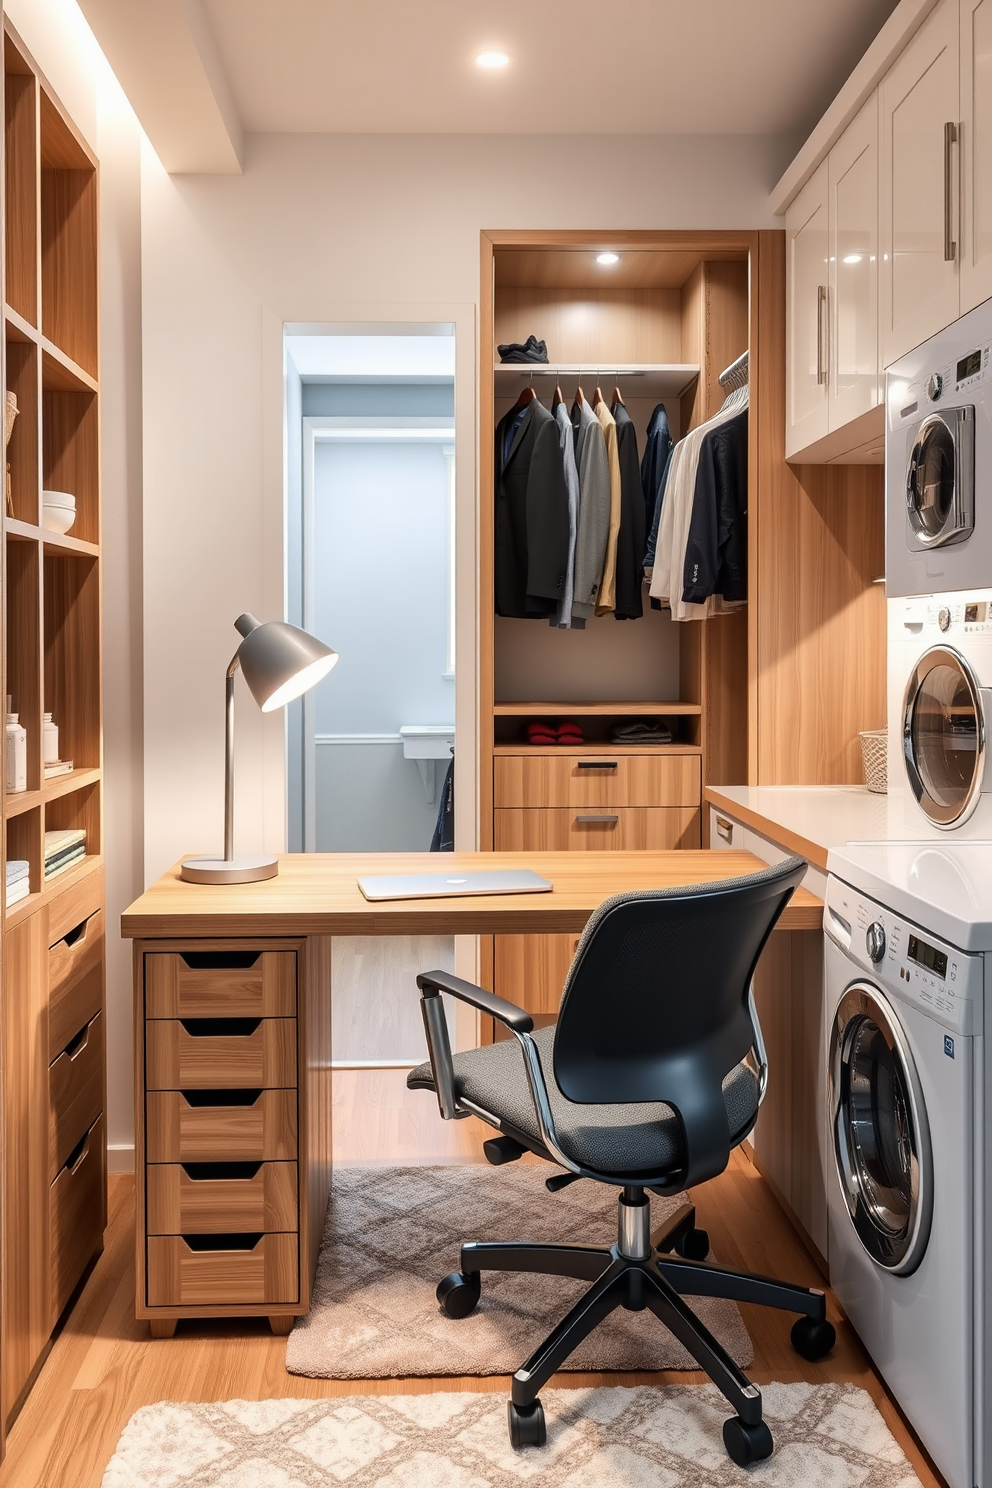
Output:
(40, 91), (97, 379)
(5, 533), (40, 792)
(4, 32), (36, 327)
(43, 550), (99, 775)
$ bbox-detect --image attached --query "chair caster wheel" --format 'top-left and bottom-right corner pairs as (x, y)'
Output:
(791, 1315), (836, 1360)
(508, 1399), (546, 1449)
(436, 1271), (481, 1319)
(722, 1415), (773, 1465)
(674, 1226), (710, 1260)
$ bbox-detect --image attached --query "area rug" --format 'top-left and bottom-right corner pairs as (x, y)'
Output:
(286, 1164), (753, 1378)
(101, 1384), (923, 1487)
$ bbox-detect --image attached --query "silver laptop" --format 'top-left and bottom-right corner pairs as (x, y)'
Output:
(357, 869), (552, 902)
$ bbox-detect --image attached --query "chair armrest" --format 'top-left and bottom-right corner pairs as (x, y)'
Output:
(416, 970), (534, 1033)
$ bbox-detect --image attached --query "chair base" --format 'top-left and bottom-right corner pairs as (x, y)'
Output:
(441, 1192), (834, 1461)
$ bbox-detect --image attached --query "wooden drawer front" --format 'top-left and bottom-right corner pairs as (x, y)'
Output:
(50, 1011), (103, 1179)
(147, 1162), (298, 1234)
(146, 1089), (298, 1163)
(145, 950), (296, 1019)
(146, 1019), (297, 1090)
(49, 910), (104, 1062)
(494, 753), (700, 809)
(494, 806), (700, 852)
(147, 1232), (299, 1308)
(495, 933), (576, 1016)
(48, 871), (102, 948)
(51, 1115), (105, 1325)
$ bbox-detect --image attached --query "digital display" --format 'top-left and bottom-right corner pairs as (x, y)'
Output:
(908, 933), (948, 979)
(966, 602), (987, 622)
(957, 349), (982, 381)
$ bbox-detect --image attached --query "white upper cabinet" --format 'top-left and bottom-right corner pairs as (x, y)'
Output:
(960, 0), (992, 311)
(880, 0), (960, 367)
(786, 162), (829, 456)
(829, 94), (880, 430)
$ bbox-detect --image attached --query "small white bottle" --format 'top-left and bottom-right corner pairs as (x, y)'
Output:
(43, 712), (59, 765)
(6, 696), (26, 794)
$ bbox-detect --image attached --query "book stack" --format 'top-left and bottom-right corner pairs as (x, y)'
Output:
(44, 828), (86, 882)
(5, 858), (29, 907)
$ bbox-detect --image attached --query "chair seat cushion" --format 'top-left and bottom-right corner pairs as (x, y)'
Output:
(407, 1024), (758, 1178)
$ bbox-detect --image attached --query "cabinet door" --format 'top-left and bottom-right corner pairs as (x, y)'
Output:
(786, 161), (829, 457)
(880, 0), (960, 367)
(829, 94), (880, 430)
(961, 0), (992, 311)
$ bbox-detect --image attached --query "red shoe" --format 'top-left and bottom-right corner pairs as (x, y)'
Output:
(526, 720), (557, 745)
(556, 720), (584, 745)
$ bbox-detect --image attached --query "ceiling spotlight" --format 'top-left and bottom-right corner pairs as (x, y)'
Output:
(476, 50), (509, 69)
(596, 252), (620, 266)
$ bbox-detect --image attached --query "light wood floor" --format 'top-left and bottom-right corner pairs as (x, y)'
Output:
(0, 1069), (946, 1488)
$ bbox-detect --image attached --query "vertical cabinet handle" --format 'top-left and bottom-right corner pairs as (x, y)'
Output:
(944, 121), (957, 262)
(816, 285), (827, 385)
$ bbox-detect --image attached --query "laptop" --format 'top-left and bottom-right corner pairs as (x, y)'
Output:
(357, 869), (553, 902)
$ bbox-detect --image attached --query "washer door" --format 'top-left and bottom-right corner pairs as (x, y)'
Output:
(829, 983), (933, 1274)
(905, 408), (975, 549)
(903, 645), (988, 827)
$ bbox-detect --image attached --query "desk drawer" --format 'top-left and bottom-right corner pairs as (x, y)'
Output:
(51, 1115), (105, 1324)
(49, 909), (104, 1062)
(50, 1011), (103, 1179)
(494, 753), (700, 809)
(146, 1089), (298, 1163)
(494, 806), (700, 852)
(147, 1231), (298, 1307)
(147, 1161), (298, 1234)
(145, 950), (296, 1019)
(146, 1018), (297, 1090)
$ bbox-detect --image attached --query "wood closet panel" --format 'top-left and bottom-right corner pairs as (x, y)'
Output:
(493, 287), (682, 365)
(680, 260), (749, 432)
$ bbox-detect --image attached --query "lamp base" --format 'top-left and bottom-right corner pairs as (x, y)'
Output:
(180, 854), (279, 885)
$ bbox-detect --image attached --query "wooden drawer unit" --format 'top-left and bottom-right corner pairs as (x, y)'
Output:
(49, 1011), (103, 1179)
(147, 1232), (299, 1308)
(50, 1115), (105, 1325)
(147, 1162), (298, 1234)
(145, 950), (297, 1019)
(495, 752), (701, 809)
(48, 906), (104, 1063)
(145, 1018), (297, 1090)
(145, 1088), (298, 1163)
(494, 806), (700, 852)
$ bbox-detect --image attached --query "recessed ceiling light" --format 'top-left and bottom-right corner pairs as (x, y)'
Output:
(843, 253), (863, 265)
(596, 252), (620, 266)
(476, 50), (509, 69)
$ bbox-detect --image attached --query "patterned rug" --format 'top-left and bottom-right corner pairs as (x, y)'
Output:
(286, 1164), (753, 1378)
(101, 1384), (923, 1487)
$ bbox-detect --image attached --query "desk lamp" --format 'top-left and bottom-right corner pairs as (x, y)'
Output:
(181, 612), (338, 884)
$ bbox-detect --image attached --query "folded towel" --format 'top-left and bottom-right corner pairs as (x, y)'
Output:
(45, 845), (86, 881)
(5, 859), (29, 884)
(44, 828), (85, 863)
(5, 877), (30, 906)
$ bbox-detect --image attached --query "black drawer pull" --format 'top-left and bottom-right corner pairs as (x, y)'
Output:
(180, 1088), (262, 1108)
(62, 1022), (92, 1060)
(59, 916), (93, 950)
(63, 1129), (92, 1175)
(179, 1018), (261, 1038)
(181, 1162), (262, 1181)
(576, 761), (618, 770)
(182, 1232), (262, 1252)
(181, 951), (260, 971)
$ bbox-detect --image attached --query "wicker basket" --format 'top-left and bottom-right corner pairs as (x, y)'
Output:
(859, 729), (888, 793)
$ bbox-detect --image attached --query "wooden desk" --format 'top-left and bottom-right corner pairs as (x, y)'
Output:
(121, 850), (822, 1335)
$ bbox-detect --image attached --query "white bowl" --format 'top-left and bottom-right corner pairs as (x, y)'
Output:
(42, 505), (75, 535)
(42, 489), (76, 509)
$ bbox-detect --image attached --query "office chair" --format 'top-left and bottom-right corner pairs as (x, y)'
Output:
(407, 858), (835, 1465)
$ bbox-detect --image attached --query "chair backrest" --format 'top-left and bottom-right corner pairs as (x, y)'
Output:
(552, 857), (806, 1186)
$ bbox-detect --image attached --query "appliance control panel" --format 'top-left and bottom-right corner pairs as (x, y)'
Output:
(823, 876), (983, 1034)
(898, 591), (992, 637)
(897, 342), (989, 417)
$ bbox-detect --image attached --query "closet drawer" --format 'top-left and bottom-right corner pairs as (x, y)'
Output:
(494, 753), (700, 809)
(145, 950), (296, 1019)
(50, 1115), (105, 1324)
(50, 1011), (103, 1179)
(147, 1231), (299, 1308)
(49, 909), (104, 1061)
(146, 1018), (297, 1090)
(709, 807), (744, 850)
(146, 1088), (298, 1163)
(147, 1161), (298, 1234)
(494, 806), (700, 852)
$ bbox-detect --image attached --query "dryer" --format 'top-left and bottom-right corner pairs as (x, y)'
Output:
(886, 297), (992, 598)
(823, 841), (988, 1488)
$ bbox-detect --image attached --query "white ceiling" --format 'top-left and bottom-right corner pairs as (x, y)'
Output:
(79, 0), (902, 171)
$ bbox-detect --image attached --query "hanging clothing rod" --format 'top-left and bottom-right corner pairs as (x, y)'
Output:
(718, 350), (749, 390)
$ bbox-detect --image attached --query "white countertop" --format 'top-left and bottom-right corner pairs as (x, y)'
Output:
(704, 785), (898, 871)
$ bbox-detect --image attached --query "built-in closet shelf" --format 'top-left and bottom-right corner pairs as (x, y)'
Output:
(5, 517), (99, 557)
(3, 853), (102, 930)
(4, 302), (37, 343)
(494, 744), (703, 757)
(493, 701), (702, 717)
(3, 767), (101, 821)
(41, 339), (97, 395)
(493, 364), (700, 400)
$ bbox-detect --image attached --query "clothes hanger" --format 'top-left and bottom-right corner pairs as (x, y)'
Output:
(512, 381), (537, 410)
(553, 368), (564, 406)
(574, 369), (585, 406)
(612, 370), (624, 408)
(593, 374), (604, 408)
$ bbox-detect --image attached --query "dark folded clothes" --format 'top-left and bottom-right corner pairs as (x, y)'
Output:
(610, 721), (673, 744)
(497, 335), (549, 364)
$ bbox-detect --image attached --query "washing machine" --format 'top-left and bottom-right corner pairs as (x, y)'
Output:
(823, 840), (988, 1488)
(886, 586), (992, 836)
(886, 297), (992, 598)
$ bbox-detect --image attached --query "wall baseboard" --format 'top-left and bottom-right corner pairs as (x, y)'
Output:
(109, 1143), (136, 1174)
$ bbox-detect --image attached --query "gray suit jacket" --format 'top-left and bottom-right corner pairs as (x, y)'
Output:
(570, 398), (611, 624)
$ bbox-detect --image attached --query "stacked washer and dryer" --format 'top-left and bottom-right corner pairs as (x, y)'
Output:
(822, 297), (992, 1488)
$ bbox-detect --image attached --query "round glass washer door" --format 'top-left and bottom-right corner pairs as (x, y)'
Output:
(829, 983), (932, 1274)
(906, 414), (956, 544)
(903, 646), (987, 827)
